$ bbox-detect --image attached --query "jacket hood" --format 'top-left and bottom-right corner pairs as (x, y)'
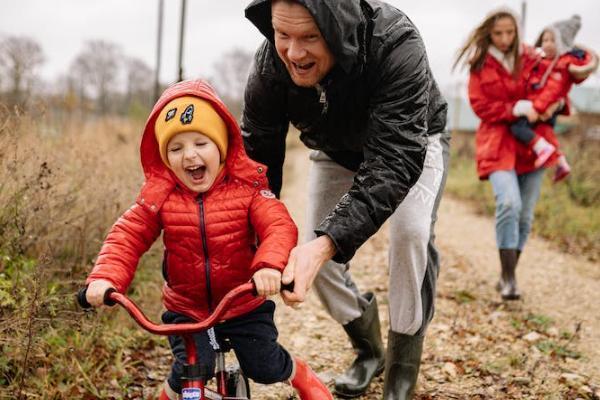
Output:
(138, 80), (268, 209)
(245, 0), (367, 76)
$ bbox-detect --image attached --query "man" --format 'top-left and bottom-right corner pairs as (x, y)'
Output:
(242, 0), (449, 398)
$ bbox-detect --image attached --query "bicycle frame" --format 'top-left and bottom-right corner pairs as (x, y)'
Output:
(79, 282), (257, 400)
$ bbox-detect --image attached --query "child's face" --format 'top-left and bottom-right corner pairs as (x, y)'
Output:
(541, 30), (557, 58)
(167, 131), (221, 193)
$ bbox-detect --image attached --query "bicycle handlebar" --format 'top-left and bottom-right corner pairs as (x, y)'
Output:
(77, 281), (295, 336)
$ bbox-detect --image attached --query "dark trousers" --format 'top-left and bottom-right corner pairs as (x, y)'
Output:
(162, 300), (293, 393)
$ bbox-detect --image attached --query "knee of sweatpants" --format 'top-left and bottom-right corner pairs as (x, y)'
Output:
(393, 221), (430, 246)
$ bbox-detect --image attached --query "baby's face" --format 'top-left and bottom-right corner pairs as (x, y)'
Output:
(166, 131), (221, 193)
(541, 30), (557, 58)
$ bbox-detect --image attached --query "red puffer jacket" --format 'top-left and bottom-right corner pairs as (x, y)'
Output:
(86, 80), (298, 321)
(468, 49), (535, 179)
(528, 49), (594, 114)
(515, 49), (595, 174)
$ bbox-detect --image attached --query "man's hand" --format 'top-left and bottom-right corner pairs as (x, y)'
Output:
(252, 268), (282, 296)
(86, 279), (116, 307)
(281, 235), (336, 307)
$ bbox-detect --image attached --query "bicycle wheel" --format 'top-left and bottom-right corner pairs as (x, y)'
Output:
(225, 367), (251, 398)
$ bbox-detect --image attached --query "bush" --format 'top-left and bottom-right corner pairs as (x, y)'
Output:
(0, 103), (165, 398)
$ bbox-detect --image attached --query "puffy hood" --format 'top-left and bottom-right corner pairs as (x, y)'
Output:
(245, 0), (367, 76)
(138, 80), (268, 209)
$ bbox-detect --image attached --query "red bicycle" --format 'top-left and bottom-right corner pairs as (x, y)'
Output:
(77, 282), (291, 400)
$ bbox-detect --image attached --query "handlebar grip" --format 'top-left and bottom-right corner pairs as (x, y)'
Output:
(77, 287), (93, 309)
(76, 287), (118, 308)
(249, 280), (295, 296)
(103, 288), (117, 306)
(281, 281), (295, 293)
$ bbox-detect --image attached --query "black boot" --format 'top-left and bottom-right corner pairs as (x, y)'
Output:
(498, 249), (520, 300)
(334, 292), (385, 398)
(382, 331), (424, 400)
(496, 249), (522, 292)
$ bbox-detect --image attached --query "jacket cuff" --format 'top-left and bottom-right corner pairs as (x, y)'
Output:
(250, 260), (284, 273)
(85, 276), (122, 293)
(314, 228), (350, 265)
(512, 100), (533, 117)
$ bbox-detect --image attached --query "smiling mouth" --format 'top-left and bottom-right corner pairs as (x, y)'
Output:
(185, 165), (206, 181)
(292, 62), (316, 73)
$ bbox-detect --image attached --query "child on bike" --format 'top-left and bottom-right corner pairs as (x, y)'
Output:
(84, 79), (333, 400)
(510, 14), (598, 182)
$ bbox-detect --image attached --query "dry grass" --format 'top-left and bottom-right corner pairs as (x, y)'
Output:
(445, 130), (600, 261)
(0, 104), (166, 398)
(0, 106), (143, 262)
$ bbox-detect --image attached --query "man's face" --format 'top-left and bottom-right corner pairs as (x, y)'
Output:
(271, 0), (335, 87)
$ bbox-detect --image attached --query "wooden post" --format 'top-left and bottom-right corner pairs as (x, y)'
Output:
(154, 0), (164, 101)
(177, 0), (187, 82)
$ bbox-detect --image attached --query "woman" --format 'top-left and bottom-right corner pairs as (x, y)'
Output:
(454, 9), (551, 300)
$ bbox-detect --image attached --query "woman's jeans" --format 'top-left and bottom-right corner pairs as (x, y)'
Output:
(489, 168), (545, 250)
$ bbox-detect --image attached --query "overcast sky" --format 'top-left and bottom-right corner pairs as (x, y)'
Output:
(2, 0), (599, 94)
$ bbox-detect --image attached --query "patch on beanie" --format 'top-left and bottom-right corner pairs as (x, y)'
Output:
(181, 104), (194, 125)
(165, 108), (177, 121)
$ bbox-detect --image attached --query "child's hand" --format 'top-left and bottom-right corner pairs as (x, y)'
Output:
(86, 279), (116, 307)
(525, 108), (539, 124)
(252, 268), (282, 297)
(540, 100), (563, 121)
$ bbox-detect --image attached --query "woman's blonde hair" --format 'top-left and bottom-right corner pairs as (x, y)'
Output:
(454, 10), (521, 75)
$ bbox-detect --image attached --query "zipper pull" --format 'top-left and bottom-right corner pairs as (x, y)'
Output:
(316, 84), (326, 103)
(316, 84), (329, 115)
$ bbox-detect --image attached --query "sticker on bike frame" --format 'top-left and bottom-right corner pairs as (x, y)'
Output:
(182, 387), (202, 400)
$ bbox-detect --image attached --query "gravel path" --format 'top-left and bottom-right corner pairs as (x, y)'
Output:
(247, 145), (600, 399)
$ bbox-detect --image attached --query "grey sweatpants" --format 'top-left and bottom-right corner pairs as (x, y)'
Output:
(308, 133), (450, 335)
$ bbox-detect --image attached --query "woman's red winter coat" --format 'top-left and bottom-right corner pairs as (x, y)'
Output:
(86, 80), (298, 321)
(469, 48), (595, 179)
(468, 48), (557, 179)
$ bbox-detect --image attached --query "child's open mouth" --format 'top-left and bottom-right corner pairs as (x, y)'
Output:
(185, 165), (206, 181)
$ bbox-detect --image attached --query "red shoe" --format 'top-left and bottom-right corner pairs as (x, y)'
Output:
(158, 389), (170, 400)
(553, 164), (571, 183)
(291, 357), (333, 400)
(158, 386), (179, 400)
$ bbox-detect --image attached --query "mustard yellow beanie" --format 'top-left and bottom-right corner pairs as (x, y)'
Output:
(154, 96), (228, 166)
